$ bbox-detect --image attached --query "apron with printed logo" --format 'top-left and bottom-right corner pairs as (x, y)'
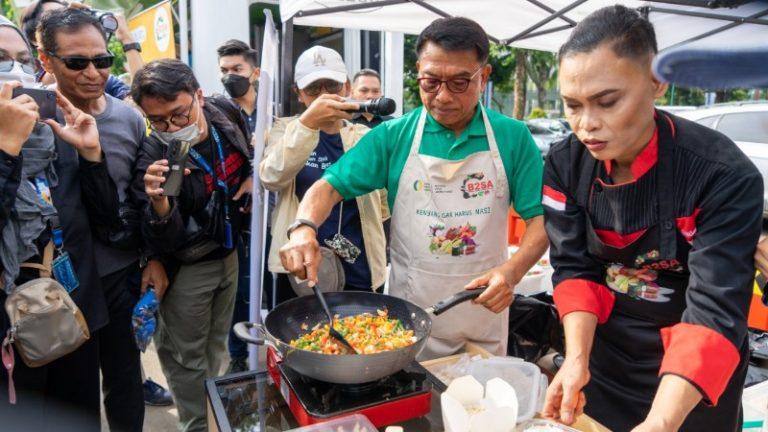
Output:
(389, 106), (510, 360)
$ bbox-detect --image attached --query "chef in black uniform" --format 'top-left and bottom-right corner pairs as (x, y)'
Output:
(541, 6), (762, 432)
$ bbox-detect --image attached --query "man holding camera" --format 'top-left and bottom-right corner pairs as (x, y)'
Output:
(259, 46), (388, 304)
(37, 8), (154, 431)
(134, 59), (252, 432)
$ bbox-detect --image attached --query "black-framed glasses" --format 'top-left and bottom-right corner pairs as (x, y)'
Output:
(148, 99), (197, 132)
(45, 51), (115, 71)
(0, 58), (36, 75)
(302, 79), (344, 97)
(417, 65), (485, 94)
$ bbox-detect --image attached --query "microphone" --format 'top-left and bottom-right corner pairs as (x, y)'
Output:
(345, 97), (396, 116)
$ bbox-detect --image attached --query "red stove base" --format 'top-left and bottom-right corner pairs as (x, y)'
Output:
(266, 348), (432, 427)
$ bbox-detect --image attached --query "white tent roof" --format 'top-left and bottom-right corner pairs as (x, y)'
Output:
(279, 0), (768, 52)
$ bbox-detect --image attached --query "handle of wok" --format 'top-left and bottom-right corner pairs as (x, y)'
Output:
(428, 286), (487, 316)
(233, 321), (266, 345)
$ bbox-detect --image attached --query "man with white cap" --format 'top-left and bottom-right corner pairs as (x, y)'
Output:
(259, 46), (388, 304)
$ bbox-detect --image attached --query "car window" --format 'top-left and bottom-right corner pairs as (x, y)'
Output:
(716, 112), (768, 144)
(695, 115), (719, 129)
(526, 124), (550, 135)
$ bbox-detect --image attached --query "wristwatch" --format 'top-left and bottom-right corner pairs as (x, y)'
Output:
(287, 219), (318, 239)
(122, 42), (142, 53)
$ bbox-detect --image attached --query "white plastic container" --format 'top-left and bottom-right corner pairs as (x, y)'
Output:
(466, 357), (548, 423)
(285, 414), (377, 432)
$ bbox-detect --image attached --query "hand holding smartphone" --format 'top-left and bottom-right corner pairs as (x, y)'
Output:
(162, 139), (191, 197)
(12, 87), (57, 120)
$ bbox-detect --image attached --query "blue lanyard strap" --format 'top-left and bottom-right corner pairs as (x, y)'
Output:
(188, 126), (231, 221)
(31, 175), (64, 249)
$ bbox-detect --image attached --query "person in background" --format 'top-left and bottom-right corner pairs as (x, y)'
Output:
(349, 68), (393, 129)
(21, 0), (144, 100)
(216, 38), (264, 373)
(541, 6), (761, 431)
(259, 46), (388, 305)
(0, 15), (118, 430)
(38, 8), (157, 431)
(134, 59), (253, 432)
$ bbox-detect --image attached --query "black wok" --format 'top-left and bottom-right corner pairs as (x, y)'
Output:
(234, 288), (484, 384)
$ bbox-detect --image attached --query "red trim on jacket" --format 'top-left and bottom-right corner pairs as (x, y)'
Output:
(675, 208), (702, 244)
(604, 128), (659, 181)
(553, 279), (615, 324)
(543, 185), (567, 203)
(659, 322), (740, 406)
(593, 228), (648, 248)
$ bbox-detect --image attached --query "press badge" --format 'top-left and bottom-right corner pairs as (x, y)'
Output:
(52, 252), (79, 293)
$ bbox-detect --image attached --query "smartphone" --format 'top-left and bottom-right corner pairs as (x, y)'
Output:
(162, 139), (191, 197)
(12, 87), (57, 120)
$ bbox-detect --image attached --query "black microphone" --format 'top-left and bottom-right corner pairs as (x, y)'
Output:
(345, 97), (396, 116)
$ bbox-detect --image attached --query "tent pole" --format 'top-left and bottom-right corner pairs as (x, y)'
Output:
(504, 0), (588, 44)
(525, 0), (577, 26)
(296, 0), (409, 17)
(512, 24), (573, 42)
(280, 18), (294, 117)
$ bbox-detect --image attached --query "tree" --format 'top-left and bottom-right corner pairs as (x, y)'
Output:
(512, 49), (527, 120)
(526, 50), (557, 111)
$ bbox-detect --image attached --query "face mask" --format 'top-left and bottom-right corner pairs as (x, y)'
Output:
(157, 121), (202, 145)
(0, 62), (37, 87)
(222, 73), (251, 99)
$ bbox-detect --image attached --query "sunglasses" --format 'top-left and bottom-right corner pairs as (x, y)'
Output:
(0, 58), (36, 75)
(417, 65), (485, 94)
(302, 80), (344, 97)
(45, 51), (115, 71)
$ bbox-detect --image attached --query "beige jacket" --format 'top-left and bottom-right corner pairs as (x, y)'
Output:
(259, 116), (389, 289)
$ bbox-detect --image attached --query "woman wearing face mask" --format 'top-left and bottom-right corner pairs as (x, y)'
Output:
(540, 6), (762, 432)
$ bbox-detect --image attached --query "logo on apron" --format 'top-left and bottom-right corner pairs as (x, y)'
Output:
(461, 172), (494, 199)
(606, 264), (675, 302)
(428, 222), (478, 256)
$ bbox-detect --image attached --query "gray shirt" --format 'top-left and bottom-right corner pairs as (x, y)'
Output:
(57, 95), (146, 277)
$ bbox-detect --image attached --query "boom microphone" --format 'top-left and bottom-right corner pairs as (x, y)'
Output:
(345, 97), (396, 116)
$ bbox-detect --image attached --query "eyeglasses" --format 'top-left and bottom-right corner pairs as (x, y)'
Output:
(417, 66), (485, 94)
(148, 99), (197, 132)
(45, 51), (115, 71)
(0, 58), (36, 75)
(302, 80), (344, 97)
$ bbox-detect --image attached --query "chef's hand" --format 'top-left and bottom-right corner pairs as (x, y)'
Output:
(542, 357), (589, 425)
(279, 226), (321, 286)
(755, 237), (768, 276)
(298, 94), (357, 130)
(630, 419), (671, 432)
(465, 263), (518, 313)
(141, 260), (169, 300)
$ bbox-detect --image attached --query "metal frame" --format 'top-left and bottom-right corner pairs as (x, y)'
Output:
(278, 0), (768, 115)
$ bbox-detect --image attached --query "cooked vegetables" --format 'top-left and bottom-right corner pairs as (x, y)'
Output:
(290, 309), (417, 355)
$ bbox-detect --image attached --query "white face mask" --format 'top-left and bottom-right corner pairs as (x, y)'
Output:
(0, 61), (37, 87)
(156, 101), (203, 145)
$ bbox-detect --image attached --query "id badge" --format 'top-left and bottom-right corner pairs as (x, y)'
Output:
(52, 252), (80, 293)
(324, 234), (361, 264)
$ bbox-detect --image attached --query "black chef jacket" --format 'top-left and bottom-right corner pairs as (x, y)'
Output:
(543, 111), (763, 431)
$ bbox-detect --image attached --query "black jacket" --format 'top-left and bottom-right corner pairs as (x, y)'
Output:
(135, 96), (253, 264)
(0, 134), (119, 332)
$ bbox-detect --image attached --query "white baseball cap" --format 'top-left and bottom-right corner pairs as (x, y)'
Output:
(294, 46), (348, 90)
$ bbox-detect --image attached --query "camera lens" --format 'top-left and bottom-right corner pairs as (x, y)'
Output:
(100, 13), (119, 33)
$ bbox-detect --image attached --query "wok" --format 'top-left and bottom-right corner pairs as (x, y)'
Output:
(234, 288), (484, 384)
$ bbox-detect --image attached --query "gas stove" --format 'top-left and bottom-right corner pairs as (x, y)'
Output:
(266, 347), (432, 427)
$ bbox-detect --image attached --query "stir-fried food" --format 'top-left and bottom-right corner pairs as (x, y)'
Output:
(290, 309), (417, 354)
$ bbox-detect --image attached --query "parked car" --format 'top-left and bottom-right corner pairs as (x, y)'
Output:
(678, 103), (768, 217)
(657, 105), (697, 114)
(528, 118), (571, 135)
(526, 121), (569, 157)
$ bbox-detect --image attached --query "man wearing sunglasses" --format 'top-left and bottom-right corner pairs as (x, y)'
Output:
(280, 17), (548, 360)
(37, 9), (155, 431)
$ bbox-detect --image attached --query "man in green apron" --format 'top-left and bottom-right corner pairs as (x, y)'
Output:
(280, 17), (548, 360)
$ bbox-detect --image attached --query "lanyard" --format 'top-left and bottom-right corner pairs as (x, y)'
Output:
(31, 176), (64, 250)
(187, 126), (234, 249)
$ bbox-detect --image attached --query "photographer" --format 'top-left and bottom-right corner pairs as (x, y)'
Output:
(0, 15), (118, 431)
(259, 46), (388, 304)
(132, 59), (252, 432)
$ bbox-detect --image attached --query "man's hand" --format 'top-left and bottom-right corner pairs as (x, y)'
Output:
(144, 159), (171, 216)
(630, 419), (672, 432)
(279, 226), (321, 286)
(44, 90), (101, 162)
(756, 237), (768, 276)
(298, 94), (357, 130)
(114, 13), (134, 44)
(542, 356), (590, 425)
(141, 259), (169, 299)
(465, 263), (518, 313)
(233, 176), (253, 213)
(0, 81), (39, 156)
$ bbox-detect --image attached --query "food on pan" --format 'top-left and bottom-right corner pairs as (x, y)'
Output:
(290, 309), (417, 354)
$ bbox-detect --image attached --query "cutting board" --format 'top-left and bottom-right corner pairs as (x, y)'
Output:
(421, 343), (610, 432)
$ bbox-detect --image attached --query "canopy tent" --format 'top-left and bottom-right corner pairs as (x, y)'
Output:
(279, 0), (768, 52)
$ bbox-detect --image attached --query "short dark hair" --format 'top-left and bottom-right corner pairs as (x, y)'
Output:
(415, 17), (489, 63)
(131, 59), (200, 106)
(21, 0), (65, 46)
(217, 39), (258, 67)
(558, 5), (657, 62)
(37, 8), (106, 54)
(352, 69), (381, 84)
